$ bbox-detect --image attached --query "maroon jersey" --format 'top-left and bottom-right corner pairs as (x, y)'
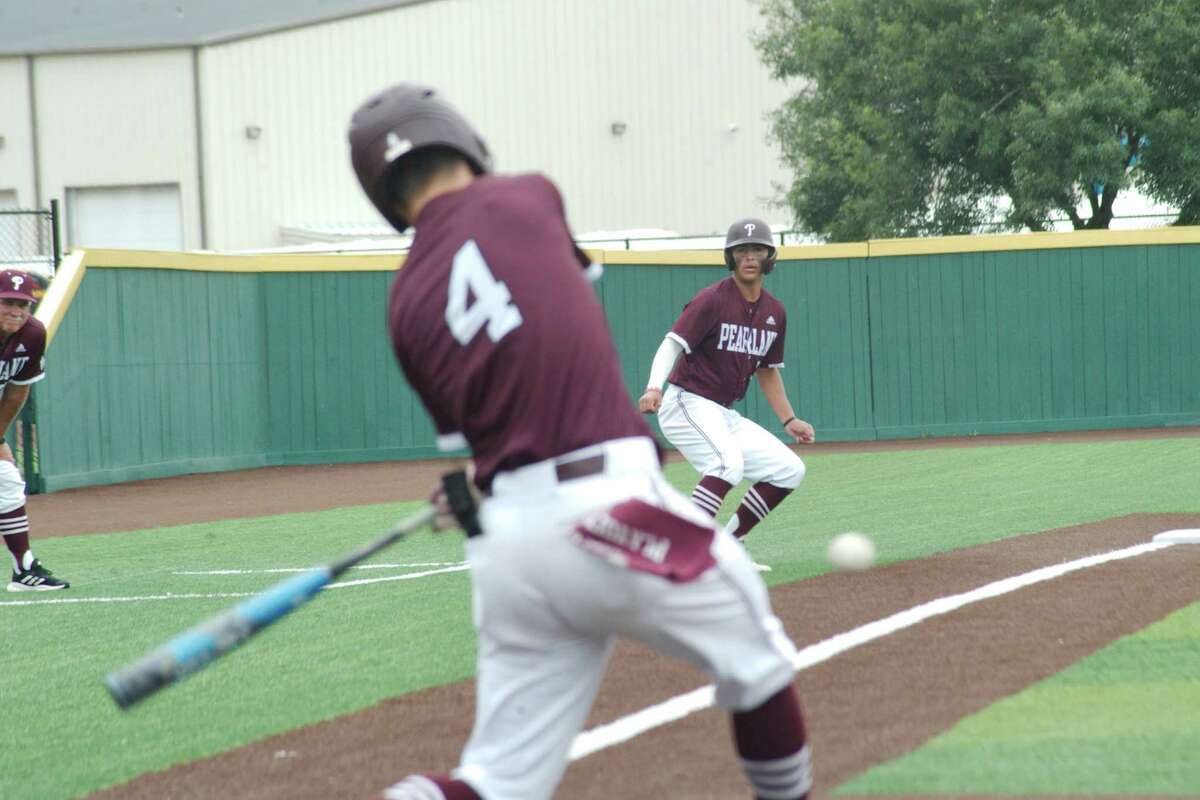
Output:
(0, 316), (46, 390)
(667, 278), (787, 407)
(388, 174), (652, 491)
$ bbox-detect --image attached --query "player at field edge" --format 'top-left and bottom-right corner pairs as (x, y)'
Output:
(638, 220), (815, 571)
(0, 269), (69, 592)
(348, 83), (813, 800)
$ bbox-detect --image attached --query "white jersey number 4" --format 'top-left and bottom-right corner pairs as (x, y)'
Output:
(445, 240), (524, 345)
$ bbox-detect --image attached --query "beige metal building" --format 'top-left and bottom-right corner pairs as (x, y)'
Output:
(0, 0), (795, 251)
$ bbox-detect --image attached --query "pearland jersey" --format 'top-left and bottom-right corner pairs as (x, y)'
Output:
(388, 174), (652, 492)
(0, 316), (46, 390)
(666, 278), (787, 407)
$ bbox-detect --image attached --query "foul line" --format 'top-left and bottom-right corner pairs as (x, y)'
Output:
(328, 564), (470, 588)
(568, 539), (1175, 760)
(173, 562), (467, 575)
(0, 564), (471, 607)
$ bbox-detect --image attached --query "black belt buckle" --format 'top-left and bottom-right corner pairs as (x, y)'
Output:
(554, 454), (605, 483)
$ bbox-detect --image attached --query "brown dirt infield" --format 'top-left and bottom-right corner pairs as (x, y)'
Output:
(47, 427), (1198, 800)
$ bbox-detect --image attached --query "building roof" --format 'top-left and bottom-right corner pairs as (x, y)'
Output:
(0, 0), (421, 56)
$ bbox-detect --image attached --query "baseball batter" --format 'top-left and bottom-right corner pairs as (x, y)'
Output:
(639, 221), (814, 570)
(349, 84), (812, 800)
(0, 270), (69, 592)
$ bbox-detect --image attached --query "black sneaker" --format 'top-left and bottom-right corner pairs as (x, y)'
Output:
(7, 559), (70, 592)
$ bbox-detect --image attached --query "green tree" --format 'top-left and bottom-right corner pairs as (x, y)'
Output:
(756, 0), (1200, 240)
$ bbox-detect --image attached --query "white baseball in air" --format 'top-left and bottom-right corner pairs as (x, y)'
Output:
(827, 532), (876, 571)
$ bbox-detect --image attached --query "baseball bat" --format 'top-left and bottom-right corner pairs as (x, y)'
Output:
(105, 470), (480, 709)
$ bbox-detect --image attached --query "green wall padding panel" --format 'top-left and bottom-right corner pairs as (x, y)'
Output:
(32, 243), (1200, 491)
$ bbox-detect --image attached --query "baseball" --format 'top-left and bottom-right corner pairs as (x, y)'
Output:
(827, 532), (876, 571)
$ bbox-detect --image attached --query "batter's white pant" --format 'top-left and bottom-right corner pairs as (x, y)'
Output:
(0, 460), (27, 514)
(657, 384), (805, 489)
(454, 436), (798, 800)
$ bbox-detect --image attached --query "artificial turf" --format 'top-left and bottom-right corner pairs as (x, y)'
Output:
(1, 435), (1196, 798)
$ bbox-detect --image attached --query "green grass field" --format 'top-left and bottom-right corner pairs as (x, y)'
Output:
(837, 602), (1200, 794)
(2, 436), (1197, 798)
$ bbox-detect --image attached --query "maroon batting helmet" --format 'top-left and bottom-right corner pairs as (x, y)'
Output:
(348, 83), (493, 232)
(723, 217), (777, 274)
(0, 269), (39, 303)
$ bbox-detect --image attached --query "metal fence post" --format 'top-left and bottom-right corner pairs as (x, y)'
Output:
(50, 198), (61, 272)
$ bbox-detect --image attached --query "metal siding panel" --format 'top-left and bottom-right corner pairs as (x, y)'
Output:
(0, 58), (36, 203)
(198, 0), (794, 249)
(32, 51), (202, 247)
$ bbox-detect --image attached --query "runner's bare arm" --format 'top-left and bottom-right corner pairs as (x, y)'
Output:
(756, 367), (814, 443)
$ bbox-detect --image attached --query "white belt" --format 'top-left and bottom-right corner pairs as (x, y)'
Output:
(488, 436), (658, 497)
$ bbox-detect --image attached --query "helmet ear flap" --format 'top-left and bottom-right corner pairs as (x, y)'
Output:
(763, 249), (777, 274)
(724, 250), (737, 271)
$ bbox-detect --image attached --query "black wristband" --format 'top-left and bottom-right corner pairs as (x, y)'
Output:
(0, 436), (6, 444)
(782, 416), (797, 428)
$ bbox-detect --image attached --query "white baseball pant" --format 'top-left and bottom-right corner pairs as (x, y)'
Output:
(0, 460), (26, 514)
(453, 436), (798, 800)
(657, 384), (805, 489)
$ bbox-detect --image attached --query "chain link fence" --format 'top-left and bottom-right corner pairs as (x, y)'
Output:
(0, 199), (60, 282)
(0, 200), (58, 493)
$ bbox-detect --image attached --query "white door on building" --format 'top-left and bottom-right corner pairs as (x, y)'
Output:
(67, 184), (183, 249)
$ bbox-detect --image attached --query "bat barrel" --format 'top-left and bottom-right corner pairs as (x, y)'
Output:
(105, 567), (332, 708)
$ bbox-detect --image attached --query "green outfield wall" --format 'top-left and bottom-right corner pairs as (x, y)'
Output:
(25, 230), (1200, 491)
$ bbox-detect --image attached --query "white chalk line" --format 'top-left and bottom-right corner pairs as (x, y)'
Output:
(174, 562), (467, 575)
(328, 564), (470, 588)
(568, 539), (1175, 760)
(0, 564), (471, 607)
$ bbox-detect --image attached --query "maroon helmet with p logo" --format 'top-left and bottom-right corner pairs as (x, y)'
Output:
(347, 83), (493, 232)
(0, 269), (39, 303)
(723, 217), (777, 274)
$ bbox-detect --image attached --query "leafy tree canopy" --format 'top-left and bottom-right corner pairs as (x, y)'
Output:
(756, 0), (1200, 240)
